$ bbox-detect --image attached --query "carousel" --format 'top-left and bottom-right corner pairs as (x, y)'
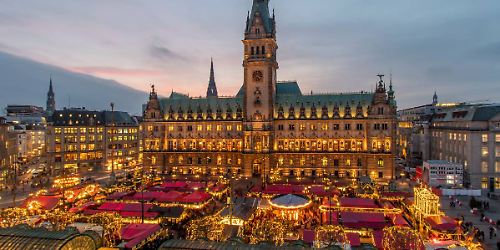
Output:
(268, 194), (312, 221)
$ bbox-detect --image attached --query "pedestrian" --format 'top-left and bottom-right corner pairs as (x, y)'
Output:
(491, 226), (495, 239)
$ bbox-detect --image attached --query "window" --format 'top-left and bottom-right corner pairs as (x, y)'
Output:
(344, 124), (351, 130)
(356, 124), (363, 130)
(251, 47), (255, 55)
(289, 124), (295, 131)
(374, 124), (380, 130)
(482, 134), (488, 143)
(261, 46), (265, 54)
(197, 125), (203, 131)
(482, 177), (488, 189)
(496, 146), (500, 157)
(482, 147), (488, 157)
(346, 159), (351, 166)
(226, 125), (233, 131)
(377, 158), (384, 168)
(378, 172), (384, 178)
(216, 125), (222, 131)
(377, 107), (384, 115)
(299, 124), (306, 131)
(236, 125), (242, 131)
(206, 125), (212, 131)
(333, 159), (339, 167)
(496, 162), (500, 172)
(481, 161), (488, 173)
(496, 134), (500, 143)
(333, 124), (340, 130)
(382, 123), (388, 130)
(278, 124), (284, 131)
(187, 125), (193, 131)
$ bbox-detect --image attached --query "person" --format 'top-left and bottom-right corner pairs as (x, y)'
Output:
(491, 226), (496, 239)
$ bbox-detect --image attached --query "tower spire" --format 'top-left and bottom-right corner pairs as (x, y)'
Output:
(46, 75), (56, 116)
(206, 58), (218, 98)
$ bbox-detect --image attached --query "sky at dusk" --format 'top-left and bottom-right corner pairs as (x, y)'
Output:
(1, 0), (499, 109)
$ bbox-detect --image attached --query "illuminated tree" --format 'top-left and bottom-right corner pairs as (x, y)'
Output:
(44, 210), (78, 231)
(315, 225), (348, 248)
(187, 215), (225, 241)
(88, 212), (124, 247)
(383, 226), (425, 250)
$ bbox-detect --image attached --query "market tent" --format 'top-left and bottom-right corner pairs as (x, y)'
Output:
(389, 214), (409, 227)
(263, 184), (305, 195)
(119, 223), (162, 249)
(346, 232), (361, 247)
(340, 212), (386, 229)
(126, 191), (165, 202)
(106, 191), (135, 200)
(98, 202), (126, 211)
(180, 191), (211, 204)
(157, 191), (186, 203)
(160, 181), (188, 189)
(339, 197), (378, 208)
(120, 211), (159, 218)
(22, 196), (60, 210)
(425, 215), (458, 232)
(269, 194), (311, 209)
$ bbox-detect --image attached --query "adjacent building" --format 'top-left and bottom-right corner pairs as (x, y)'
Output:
(429, 104), (500, 191)
(422, 160), (463, 188)
(46, 108), (139, 175)
(0, 117), (18, 188)
(141, 0), (397, 182)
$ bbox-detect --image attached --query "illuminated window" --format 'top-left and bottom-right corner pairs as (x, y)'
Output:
(481, 161), (488, 173)
(278, 157), (284, 165)
(168, 125), (174, 131)
(322, 157), (328, 166)
(346, 159), (351, 166)
(197, 125), (203, 131)
(321, 124), (328, 130)
(496, 134), (500, 142)
(226, 125), (232, 131)
(207, 125), (212, 131)
(377, 158), (384, 168)
(482, 134), (488, 143)
(481, 177), (488, 189)
(299, 124), (306, 131)
(217, 155), (222, 165)
(236, 125), (242, 131)
(496, 162), (500, 172)
(482, 147), (488, 157)
(216, 125), (222, 131)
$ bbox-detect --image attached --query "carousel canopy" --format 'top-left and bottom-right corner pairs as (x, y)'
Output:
(269, 194), (311, 209)
(22, 195), (60, 210)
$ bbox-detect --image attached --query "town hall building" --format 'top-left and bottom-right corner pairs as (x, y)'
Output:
(142, 0), (397, 183)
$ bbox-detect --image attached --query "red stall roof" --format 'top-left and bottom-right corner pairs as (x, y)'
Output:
(160, 181), (188, 189)
(126, 191), (165, 202)
(120, 211), (159, 218)
(98, 202), (153, 212)
(262, 184), (305, 195)
(107, 191), (135, 200)
(157, 191), (186, 203)
(22, 196), (60, 210)
(121, 223), (161, 249)
(346, 232), (361, 247)
(340, 198), (378, 208)
(98, 202), (126, 211)
(425, 215), (458, 232)
(180, 191), (211, 204)
(340, 212), (386, 229)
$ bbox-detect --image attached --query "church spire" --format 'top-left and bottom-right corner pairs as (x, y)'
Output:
(432, 91), (438, 105)
(46, 75), (56, 116)
(246, 0), (274, 37)
(206, 58), (218, 98)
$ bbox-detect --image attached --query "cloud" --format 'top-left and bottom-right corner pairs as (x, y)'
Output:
(149, 44), (188, 62)
(69, 66), (163, 78)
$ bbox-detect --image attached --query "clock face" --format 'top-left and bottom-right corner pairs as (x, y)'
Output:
(252, 70), (263, 82)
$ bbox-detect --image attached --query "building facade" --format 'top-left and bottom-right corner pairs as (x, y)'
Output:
(142, 0), (397, 182)
(46, 108), (139, 175)
(422, 160), (463, 188)
(0, 117), (18, 188)
(429, 104), (500, 191)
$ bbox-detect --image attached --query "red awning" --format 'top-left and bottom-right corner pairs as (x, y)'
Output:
(121, 223), (161, 249)
(106, 191), (135, 200)
(98, 202), (126, 211)
(263, 184), (305, 195)
(157, 191), (186, 203)
(98, 202), (153, 212)
(187, 182), (206, 190)
(346, 232), (361, 247)
(339, 198), (378, 208)
(180, 191), (211, 204)
(22, 196), (60, 210)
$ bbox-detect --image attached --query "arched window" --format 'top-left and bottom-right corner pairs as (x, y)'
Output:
(262, 46), (266, 54)
(256, 46), (260, 54)
(377, 158), (384, 167)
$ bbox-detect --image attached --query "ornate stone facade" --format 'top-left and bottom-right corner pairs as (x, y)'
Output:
(142, 0), (397, 182)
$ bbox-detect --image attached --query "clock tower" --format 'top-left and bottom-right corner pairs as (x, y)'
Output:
(242, 0), (278, 177)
